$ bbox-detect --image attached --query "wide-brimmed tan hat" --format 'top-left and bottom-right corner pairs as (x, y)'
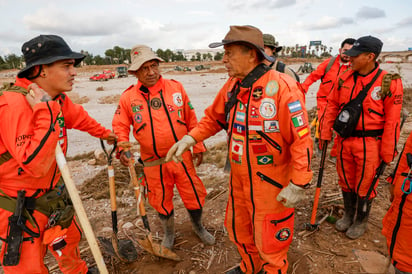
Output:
(128, 45), (164, 73)
(209, 25), (274, 62)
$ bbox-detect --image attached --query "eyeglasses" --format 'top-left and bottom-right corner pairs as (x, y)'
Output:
(140, 62), (159, 73)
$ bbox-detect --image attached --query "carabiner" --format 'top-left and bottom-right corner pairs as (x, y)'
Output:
(401, 169), (412, 194)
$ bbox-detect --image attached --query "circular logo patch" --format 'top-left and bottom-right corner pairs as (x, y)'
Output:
(259, 98), (276, 119)
(173, 93), (183, 107)
(151, 98), (162, 110)
(275, 228), (291, 241)
(134, 113), (142, 123)
(371, 86), (382, 101)
(265, 80), (279, 97)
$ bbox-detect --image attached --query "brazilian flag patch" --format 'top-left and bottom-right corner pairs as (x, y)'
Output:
(257, 155), (273, 165)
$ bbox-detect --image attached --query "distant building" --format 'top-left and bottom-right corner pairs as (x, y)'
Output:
(174, 48), (224, 61)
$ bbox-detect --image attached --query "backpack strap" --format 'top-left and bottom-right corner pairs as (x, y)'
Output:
(275, 61), (286, 73)
(380, 73), (401, 99)
(0, 82), (28, 96)
(0, 83), (29, 166)
(321, 56), (337, 81)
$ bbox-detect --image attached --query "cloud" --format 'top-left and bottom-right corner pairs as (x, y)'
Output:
(356, 6), (385, 19)
(303, 16), (354, 30)
(397, 16), (412, 27)
(251, 0), (296, 9)
(226, 0), (296, 11)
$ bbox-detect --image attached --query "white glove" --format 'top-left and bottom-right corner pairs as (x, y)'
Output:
(276, 182), (306, 208)
(166, 135), (196, 163)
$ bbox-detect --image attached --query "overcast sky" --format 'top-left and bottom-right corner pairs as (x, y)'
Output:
(1, 0), (411, 57)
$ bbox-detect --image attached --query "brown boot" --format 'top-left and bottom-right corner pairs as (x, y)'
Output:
(335, 191), (356, 232)
(346, 197), (372, 239)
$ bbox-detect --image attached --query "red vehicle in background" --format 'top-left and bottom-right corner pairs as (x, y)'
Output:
(103, 69), (115, 79)
(89, 73), (109, 81)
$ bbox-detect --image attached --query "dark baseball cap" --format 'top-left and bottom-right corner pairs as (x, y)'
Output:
(209, 25), (274, 62)
(343, 35), (383, 57)
(18, 34), (85, 78)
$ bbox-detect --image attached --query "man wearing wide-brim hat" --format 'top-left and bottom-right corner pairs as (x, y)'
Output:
(262, 33), (300, 82)
(0, 34), (116, 273)
(167, 25), (313, 274)
(112, 45), (215, 251)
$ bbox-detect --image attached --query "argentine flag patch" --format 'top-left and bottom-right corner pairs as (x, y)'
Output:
(288, 100), (302, 113)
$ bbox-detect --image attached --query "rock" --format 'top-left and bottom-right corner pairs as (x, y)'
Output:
(88, 159), (97, 165)
(94, 148), (106, 162)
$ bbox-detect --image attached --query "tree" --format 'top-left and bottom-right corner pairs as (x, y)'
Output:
(214, 52), (223, 61)
(196, 52), (201, 61)
(5, 54), (22, 69)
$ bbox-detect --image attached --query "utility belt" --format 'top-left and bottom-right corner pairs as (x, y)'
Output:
(0, 179), (74, 266)
(351, 129), (384, 138)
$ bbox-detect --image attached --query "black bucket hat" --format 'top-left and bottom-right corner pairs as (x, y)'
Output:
(209, 25), (274, 62)
(18, 34), (85, 78)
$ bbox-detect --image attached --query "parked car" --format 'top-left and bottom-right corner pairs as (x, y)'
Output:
(103, 69), (115, 79)
(90, 73), (109, 81)
(116, 66), (128, 78)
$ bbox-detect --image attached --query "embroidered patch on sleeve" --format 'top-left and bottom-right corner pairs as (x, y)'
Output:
(297, 127), (309, 138)
(288, 100), (302, 113)
(291, 112), (305, 128)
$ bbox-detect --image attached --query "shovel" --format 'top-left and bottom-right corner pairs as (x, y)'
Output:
(118, 142), (181, 261)
(305, 140), (328, 231)
(98, 140), (138, 262)
(55, 144), (109, 274)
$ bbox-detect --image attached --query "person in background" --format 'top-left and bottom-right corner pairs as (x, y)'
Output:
(112, 45), (215, 251)
(382, 131), (412, 274)
(302, 38), (355, 159)
(0, 34), (116, 273)
(166, 25), (313, 274)
(262, 33), (300, 82)
(320, 35), (403, 239)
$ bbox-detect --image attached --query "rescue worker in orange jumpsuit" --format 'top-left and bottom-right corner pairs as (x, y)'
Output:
(166, 25), (313, 274)
(112, 45), (215, 250)
(382, 131), (412, 274)
(262, 34), (300, 82)
(302, 38), (355, 159)
(0, 35), (116, 273)
(320, 36), (403, 239)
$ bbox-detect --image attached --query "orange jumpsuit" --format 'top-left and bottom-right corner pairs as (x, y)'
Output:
(0, 77), (111, 274)
(302, 56), (350, 156)
(189, 69), (313, 274)
(382, 132), (412, 272)
(112, 76), (207, 216)
(321, 65), (403, 197)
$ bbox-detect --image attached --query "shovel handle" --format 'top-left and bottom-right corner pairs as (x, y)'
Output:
(55, 145), (108, 274)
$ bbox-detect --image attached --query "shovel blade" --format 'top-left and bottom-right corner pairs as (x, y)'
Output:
(137, 238), (181, 261)
(98, 236), (139, 262)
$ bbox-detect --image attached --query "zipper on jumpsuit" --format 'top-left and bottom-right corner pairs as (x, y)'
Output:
(159, 91), (202, 207)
